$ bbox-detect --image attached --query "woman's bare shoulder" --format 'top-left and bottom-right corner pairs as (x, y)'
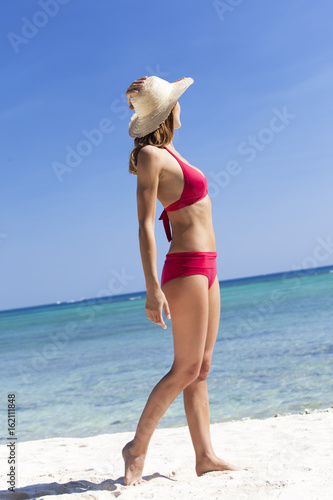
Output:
(137, 145), (165, 169)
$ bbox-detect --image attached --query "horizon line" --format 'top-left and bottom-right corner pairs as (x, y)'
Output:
(1, 263), (332, 315)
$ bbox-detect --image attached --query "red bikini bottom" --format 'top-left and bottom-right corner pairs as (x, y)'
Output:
(161, 251), (218, 290)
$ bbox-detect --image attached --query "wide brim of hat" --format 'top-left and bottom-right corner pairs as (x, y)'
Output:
(128, 77), (194, 138)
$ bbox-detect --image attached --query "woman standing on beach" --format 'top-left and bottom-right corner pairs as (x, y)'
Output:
(122, 75), (244, 486)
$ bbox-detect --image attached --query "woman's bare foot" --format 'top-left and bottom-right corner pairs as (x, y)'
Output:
(196, 452), (247, 476)
(122, 439), (147, 486)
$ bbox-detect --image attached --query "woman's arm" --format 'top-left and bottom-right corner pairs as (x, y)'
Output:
(136, 146), (171, 329)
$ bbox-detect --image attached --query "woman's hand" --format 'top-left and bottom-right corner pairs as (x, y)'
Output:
(126, 76), (147, 110)
(145, 287), (171, 329)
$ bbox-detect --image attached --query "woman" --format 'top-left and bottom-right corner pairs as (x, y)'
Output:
(122, 75), (244, 486)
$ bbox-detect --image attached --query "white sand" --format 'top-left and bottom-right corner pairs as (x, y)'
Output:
(1, 407), (332, 500)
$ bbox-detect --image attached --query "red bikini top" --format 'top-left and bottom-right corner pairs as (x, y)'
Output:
(158, 146), (208, 242)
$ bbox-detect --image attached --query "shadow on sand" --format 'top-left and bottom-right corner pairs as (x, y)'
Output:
(0, 472), (176, 499)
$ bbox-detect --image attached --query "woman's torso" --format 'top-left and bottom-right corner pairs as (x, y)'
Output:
(156, 145), (216, 253)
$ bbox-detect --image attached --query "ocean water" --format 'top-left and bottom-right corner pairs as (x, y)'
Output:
(0, 265), (332, 443)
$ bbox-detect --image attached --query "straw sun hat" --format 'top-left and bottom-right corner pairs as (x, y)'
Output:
(128, 76), (194, 138)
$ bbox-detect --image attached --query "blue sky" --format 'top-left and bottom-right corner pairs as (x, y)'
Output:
(1, 0), (333, 311)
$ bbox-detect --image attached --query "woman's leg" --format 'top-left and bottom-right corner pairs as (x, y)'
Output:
(183, 275), (244, 474)
(122, 274), (209, 486)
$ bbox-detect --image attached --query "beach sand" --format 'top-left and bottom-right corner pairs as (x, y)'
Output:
(0, 407), (332, 499)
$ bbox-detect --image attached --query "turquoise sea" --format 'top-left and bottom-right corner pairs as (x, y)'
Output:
(1, 265), (332, 443)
